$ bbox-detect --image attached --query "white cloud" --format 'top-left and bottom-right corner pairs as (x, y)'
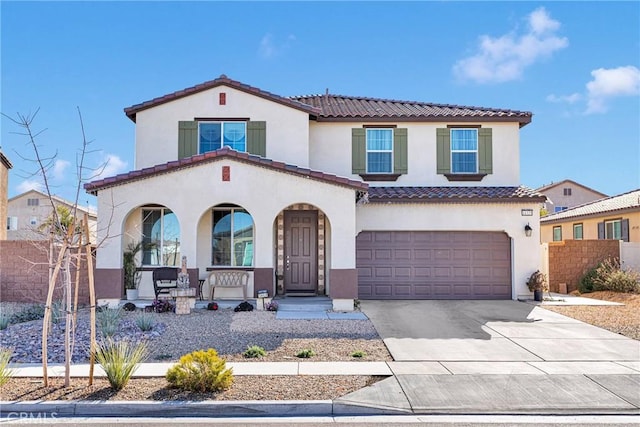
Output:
(17, 179), (44, 193)
(52, 159), (70, 181)
(585, 66), (640, 114)
(93, 154), (127, 180)
(453, 7), (568, 83)
(259, 33), (296, 59)
(546, 93), (582, 104)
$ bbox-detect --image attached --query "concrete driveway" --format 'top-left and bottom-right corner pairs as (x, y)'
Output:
(361, 300), (640, 370)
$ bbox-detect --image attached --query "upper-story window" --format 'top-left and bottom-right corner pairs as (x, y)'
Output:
(450, 129), (478, 174)
(553, 226), (562, 241)
(27, 198), (39, 206)
(554, 206), (568, 212)
(563, 188), (572, 196)
(436, 127), (492, 181)
(366, 129), (393, 173)
(199, 122), (247, 153)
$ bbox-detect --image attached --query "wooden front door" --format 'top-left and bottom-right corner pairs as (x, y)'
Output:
(284, 210), (318, 293)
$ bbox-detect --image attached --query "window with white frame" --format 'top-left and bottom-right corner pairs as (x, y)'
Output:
(604, 219), (622, 240)
(366, 129), (393, 173)
(142, 208), (180, 266)
(554, 206), (568, 212)
(212, 206), (254, 267)
(451, 129), (478, 173)
(573, 223), (583, 240)
(6, 217), (17, 230)
(199, 122), (246, 153)
(553, 226), (562, 241)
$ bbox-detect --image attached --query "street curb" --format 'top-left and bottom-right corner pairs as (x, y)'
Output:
(2, 400), (639, 418)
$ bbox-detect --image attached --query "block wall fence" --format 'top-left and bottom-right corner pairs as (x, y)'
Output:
(546, 240), (620, 293)
(0, 241), (95, 304)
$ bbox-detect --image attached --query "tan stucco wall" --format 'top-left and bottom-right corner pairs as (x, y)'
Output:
(134, 85), (310, 169)
(356, 202), (542, 299)
(541, 211), (640, 243)
(310, 121), (521, 186)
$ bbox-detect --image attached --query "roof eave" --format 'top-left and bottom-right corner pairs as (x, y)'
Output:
(368, 196), (547, 204)
(314, 115), (532, 126)
(124, 77), (320, 123)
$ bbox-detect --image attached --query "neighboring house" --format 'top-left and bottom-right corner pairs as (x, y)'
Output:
(0, 150), (12, 240)
(6, 189), (97, 243)
(537, 179), (607, 214)
(85, 75), (545, 309)
(540, 189), (640, 243)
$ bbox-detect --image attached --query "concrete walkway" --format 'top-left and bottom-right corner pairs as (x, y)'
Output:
(3, 299), (640, 418)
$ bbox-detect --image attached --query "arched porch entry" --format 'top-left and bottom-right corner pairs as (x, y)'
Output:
(274, 203), (331, 296)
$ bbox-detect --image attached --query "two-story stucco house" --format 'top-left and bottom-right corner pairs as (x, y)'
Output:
(85, 75), (545, 310)
(537, 179), (607, 214)
(7, 189), (97, 243)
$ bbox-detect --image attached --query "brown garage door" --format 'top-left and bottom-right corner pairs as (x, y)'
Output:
(356, 231), (512, 300)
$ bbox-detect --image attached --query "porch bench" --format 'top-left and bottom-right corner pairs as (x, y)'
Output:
(208, 270), (249, 301)
(152, 267), (179, 299)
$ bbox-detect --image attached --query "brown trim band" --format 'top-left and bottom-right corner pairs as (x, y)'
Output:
(444, 173), (487, 182)
(359, 173), (401, 182)
(362, 124), (397, 128)
(447, 124), (482, 128)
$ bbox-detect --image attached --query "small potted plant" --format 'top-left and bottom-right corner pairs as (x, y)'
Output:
(526, 270), (548, 302)
(123, 241), (143, 300)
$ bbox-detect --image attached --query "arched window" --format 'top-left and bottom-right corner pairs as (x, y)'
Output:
(142, 208), (180, 266)
(212, 206), (253, 267)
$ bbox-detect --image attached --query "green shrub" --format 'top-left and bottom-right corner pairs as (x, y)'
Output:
(351, 350), (366, 358)
(296, 349), (316, 359)
(166, 349), (233, 392)
(579, 265), (599, 294)
(0, 347), (13, 387)
(135, 312), (156, 332)
(94, 339), (148, 391)
(243, 345), (266, 358)
(10, 304), (45, 324)
(0, 311), (11, 330)
(97, 307), (122, 337)
(593, 258), (640, 293)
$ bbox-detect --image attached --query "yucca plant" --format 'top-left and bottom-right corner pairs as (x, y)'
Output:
(0, 347), (14, 387)
(97, 307), (122, 337)
(94, 338), (149, 391)
(135, 312), (156, 332)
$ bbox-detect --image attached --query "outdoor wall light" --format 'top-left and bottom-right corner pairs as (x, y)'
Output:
(524, 223), (533, 237)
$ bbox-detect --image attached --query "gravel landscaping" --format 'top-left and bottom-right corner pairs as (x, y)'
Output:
(2, 291), (638, 402)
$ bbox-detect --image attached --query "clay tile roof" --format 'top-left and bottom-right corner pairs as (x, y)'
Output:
(84, 147), (368, 195)
(366, 186), (546, 203)
(124, 74), (321, 122)
(290, 94), (532, 127)
(123, 75), (532, 126)
(541, 189), (640, 222)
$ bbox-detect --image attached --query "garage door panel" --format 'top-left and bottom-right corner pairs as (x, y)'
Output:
(357, 231), (512, 300)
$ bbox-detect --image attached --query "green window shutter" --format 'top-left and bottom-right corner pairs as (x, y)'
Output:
(478, 128), (493, 174)
(178, 121), (198, 159)
(393, 128), (408, 174)
(247, 121), (266, 157)
(352, 128), (366, 174)
(436, 128), (450, 174)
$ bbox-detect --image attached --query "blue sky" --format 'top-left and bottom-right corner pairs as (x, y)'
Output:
(2, 1), (639, 207)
